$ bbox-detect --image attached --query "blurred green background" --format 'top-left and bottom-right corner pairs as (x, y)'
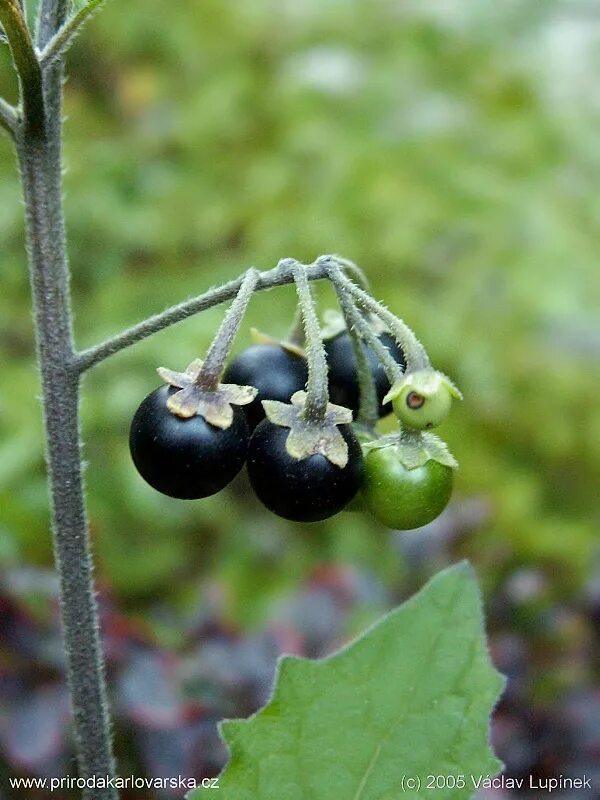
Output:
(0, 0), (599, 789)
(1, 0), (599, 616)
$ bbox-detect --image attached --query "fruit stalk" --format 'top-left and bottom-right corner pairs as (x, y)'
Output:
(195, 268), (259, 389)
(11, 2), (118, 796)
(328, 266), (399, 426)
(75, 258), (344, 373)
(290, 260), (330, 421)
(333, 266), (430, 373)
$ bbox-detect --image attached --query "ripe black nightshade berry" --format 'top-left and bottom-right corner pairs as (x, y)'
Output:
(325, 331), (406, 417)
(223, 344), (308, 429)
(247, 420), (363, 522)
(129, 385), (249, 499)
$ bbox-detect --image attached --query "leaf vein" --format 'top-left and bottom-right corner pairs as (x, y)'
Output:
(353, 741), (383, 800)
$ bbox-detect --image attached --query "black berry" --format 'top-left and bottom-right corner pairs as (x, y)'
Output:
(223, 344), (308, 429)
(247, 420), (363, 522)
(325, 331), (405, 417)
(129, 385), (249, 499)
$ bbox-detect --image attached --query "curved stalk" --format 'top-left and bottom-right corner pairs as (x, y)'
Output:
(0, 0), (44, 132)
(319, 254), (370, 292)
(75, 259), (334, 373)
(328, 266), (404, 385)
(330, 263), (430, 372)
(328, 272), (380, 428)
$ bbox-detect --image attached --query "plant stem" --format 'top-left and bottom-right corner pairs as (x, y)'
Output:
(291, 260), (330, 421)
(0, 0), (44, 133)
(319, 254), (370, 292)
(331, 263), (430, 372)
(14, 6), (117, 797)
(327, 271), (380, 428)
(329, 267), (404, 384)
(36, 0), (69, 47)
(39, 0), (105, 68)
(75, 258), (334, 373)
(196, 268), (259, 389)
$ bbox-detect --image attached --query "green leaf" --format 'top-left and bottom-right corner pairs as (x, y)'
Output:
(188, 563), (504, 800)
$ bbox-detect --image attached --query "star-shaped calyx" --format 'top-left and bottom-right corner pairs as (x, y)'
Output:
(363, 427), (458, 470)
(157, 359), (257, 429)
(262, 391), (353, 468)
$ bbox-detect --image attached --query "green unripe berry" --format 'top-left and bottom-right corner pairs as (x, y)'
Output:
(363, 445), (453, 529)
(384, 370), (462, 430)
(392, 383), (452, 429)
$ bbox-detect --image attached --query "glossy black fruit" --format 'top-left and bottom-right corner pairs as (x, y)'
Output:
(247, 420), (363, 522)
(325, 331), (406, 417)
(223, 344), (308, 429)
(129, 385), (249, 499)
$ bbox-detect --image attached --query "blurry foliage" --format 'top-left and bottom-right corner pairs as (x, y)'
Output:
(4, 2), (600, 797)
(0, 0), (598, 693)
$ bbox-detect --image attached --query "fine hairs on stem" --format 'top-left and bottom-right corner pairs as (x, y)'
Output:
(0, 0), (437, 791)
(328, 266), (404, 386)
(196, 269), (260, 389)
(3, 0), (117, 795)
(327, 271), (381, 427)
(332, 264), (430, 372)
(74, 258), (339, 373)
(285, 304), (306, 349)
(290, 260), (330, 421)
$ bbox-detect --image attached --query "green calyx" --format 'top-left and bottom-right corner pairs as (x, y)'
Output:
(157, 359), (257, 429)
(262, 390), (353, 467)
(363, 428), (458, 470)
(383, 369), (462, 430)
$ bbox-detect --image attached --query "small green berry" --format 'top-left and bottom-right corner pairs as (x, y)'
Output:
(384, 370), (462, 430)
(362, 444), (453, 529)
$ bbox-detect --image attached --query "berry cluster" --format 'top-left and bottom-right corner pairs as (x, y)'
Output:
(129, 256), (462, 529)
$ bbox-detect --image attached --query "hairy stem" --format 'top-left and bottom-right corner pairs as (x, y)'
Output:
(328, 270), (380, 428)
(75, 258), (336, 373)
(36, 0), (69, 47)
(291, 260), (330, 421)
(320, 254), (370, 292)
(329, 267), (404, 384)
(0, 0), (44, 132)
(14, 3), (117, 796)
(40, 0), (106, 69)
(332, 263), (430, 372)
(197, 268), (259, 389)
